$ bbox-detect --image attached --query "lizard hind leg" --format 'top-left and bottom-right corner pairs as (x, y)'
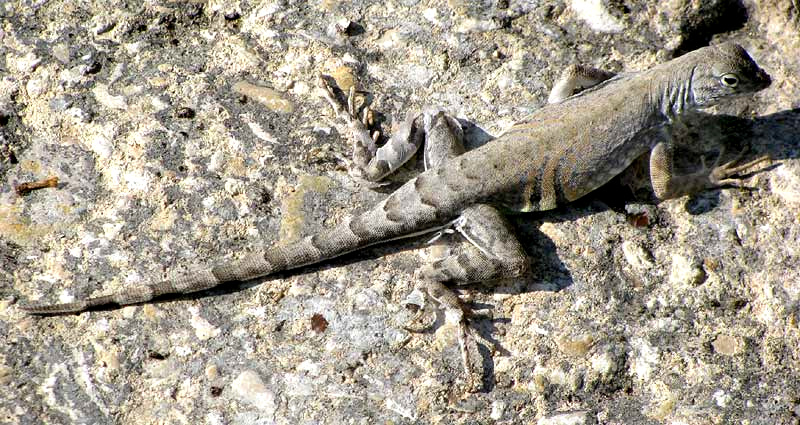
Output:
(548, 64), (617, 104)
(420, 107), (466, 170)
(407, 204), (529, 392)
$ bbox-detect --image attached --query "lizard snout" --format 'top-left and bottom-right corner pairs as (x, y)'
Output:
(756, 68), (772, 90)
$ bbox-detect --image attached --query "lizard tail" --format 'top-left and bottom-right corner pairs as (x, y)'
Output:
(22, 179), (453, 315)
(22, 246), (285, 314)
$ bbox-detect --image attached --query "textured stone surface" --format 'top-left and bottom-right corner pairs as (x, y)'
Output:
(2, 0), (799, 424)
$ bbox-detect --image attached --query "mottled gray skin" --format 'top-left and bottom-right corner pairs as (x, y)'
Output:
(21, 43), (771, 326)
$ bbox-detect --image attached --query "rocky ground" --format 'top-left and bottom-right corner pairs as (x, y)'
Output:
(2, 0), (799, 424)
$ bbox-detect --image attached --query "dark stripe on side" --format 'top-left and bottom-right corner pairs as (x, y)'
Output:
(552, 155), (571, 207)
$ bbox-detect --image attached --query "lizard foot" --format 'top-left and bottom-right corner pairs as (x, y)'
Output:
(402, 280), (486, 392)
(456, 319), (485, 393)
(318, 74), (426, 183)
(708, 148), (772, 187)
(318, 74), (382, 183)
(318, 74), (376, 132)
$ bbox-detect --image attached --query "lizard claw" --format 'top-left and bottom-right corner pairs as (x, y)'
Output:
(319, 74), (393, 183)
(708, 147), (771, 187)
(318, 74), (345, 118)
(403, 279), (487, 392)
(457, 320), (484, 393)
(318, 74), (372, 124)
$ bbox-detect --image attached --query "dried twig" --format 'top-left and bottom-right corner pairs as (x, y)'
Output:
(15, 176), (59, 195)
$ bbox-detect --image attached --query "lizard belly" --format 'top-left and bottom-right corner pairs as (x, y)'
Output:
(561, 128), (661, 202)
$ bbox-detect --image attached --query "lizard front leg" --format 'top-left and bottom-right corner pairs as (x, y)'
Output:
(649, 134), (771, 200)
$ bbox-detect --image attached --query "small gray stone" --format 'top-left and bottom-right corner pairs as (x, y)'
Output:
(621, 240), (654, 270)
(232, 370), (276, 413)
(49, 96), (73, 111)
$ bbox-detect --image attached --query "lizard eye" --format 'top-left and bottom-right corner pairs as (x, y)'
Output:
(720, 73), (739, 88)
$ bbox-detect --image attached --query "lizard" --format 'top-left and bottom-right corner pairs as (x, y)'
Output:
(20, 42), (772, 389)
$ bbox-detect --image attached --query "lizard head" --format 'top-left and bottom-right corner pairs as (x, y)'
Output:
(689, 43), (771, 108)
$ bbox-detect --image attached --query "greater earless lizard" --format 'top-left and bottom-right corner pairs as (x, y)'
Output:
(21, 42), (772, 389)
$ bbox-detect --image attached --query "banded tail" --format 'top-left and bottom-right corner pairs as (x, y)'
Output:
(21, 178), (457, 314)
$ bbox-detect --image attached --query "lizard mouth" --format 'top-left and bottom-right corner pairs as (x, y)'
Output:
(755, 68), (772, 90)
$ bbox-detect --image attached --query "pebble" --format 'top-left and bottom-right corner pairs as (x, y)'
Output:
(232, 370), (277, 412)
(232, 81), (294, 113)
(712, 334), (745, 356)
(621, 241), (654, 270)
(669, 253), (706, 286)
(570, 0), (625, 33)
(189, 310), (221, 341)
(12, 51), (41, 74)
(92, 84), (127, 110)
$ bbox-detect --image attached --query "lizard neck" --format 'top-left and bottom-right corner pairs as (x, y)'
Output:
(653, 64), (697, 122)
